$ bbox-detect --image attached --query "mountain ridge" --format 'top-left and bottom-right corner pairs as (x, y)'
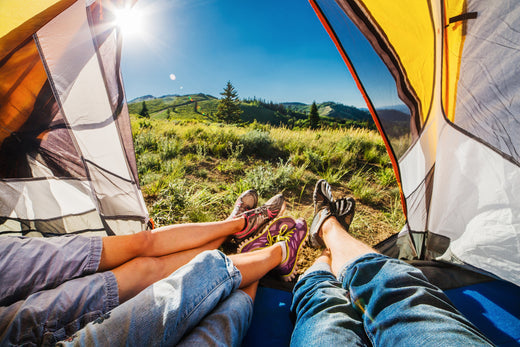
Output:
(128, 93), (375, 128)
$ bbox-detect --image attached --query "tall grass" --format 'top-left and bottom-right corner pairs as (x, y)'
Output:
(131, 116), (403, 238)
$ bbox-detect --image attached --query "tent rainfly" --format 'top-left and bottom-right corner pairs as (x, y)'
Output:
(309, 0), (520, 286)
(0, 0), (149, 236)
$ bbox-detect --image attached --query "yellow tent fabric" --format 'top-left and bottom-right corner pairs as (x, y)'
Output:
(443, 0), (466, 122)
(312, 0), (520, 287)
(0, 0), (75, 60)
(358, 0), (435, 126)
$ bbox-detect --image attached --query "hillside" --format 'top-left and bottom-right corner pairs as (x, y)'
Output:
(283, 101), (371, 122)
(128, 94), (374, 129)
(318, 102), (372, 121)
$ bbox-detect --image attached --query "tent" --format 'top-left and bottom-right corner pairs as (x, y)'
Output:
(0, 0), (149, 236)
(1, 0), (519, 345)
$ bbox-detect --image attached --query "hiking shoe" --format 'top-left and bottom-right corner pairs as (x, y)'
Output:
(309, 179), (335, 248)
(335, 197), (356, 231)
(309, 197), (356, 248)
(313, 179), (335, 214)
(309, 207), (331, 248)
(227, 189), (258, 220)
(232, 193), (286, 241)
(238, 217), (297, 253)
(273, 218), (308, 282)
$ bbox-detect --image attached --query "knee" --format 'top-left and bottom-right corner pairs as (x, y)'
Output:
(132, 230), (154, 256)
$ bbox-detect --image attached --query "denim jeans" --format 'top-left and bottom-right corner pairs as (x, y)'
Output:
(57, 250), (253, 346)
(291, 253), (494, 346)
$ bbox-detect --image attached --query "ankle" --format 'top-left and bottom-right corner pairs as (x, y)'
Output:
(233, 216), (248, 235)
(320, 216), (338, 240)
(276, 241), (287, 265)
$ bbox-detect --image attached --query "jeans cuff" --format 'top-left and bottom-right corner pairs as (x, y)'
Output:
(337, 253), (388, 285)
(298, 261), (333, 282)
(222, 252), (243, 290)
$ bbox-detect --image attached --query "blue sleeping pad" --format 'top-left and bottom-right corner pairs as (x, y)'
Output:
(242, 286), (294, 346)
(445, 280), (520, 347)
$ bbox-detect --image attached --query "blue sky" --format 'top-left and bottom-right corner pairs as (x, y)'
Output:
(119, 0), (367, 107)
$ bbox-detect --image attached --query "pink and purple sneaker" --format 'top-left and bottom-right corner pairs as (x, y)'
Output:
(273, 218), (308, 282)
(238, 217), (297, 253)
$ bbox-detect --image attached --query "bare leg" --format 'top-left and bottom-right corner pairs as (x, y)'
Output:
(99, 218), (244, 271)
(321, 217), (376, 276)
(314, 248), (333, 267)
(113, 237), (224, 302)
(229, 243), (283, 288)
(240, 281), (259, 301)
(113, 242), (283, 303)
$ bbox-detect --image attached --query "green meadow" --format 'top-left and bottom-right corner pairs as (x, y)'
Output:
(130, 95), (404, 270)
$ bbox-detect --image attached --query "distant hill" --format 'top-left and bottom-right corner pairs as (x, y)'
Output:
(318, 102), (371, 121)
(129, 95), (155, 103)
(128, 94), (374, 129)
(128, 94), (218, 120)
(282, 102), (371, 122)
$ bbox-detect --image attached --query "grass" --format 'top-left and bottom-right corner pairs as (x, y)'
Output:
(132, 114), (405, 272)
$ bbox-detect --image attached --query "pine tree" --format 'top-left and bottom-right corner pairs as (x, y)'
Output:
(309, 101), (320, 129)
(139, 101), (150, 118)
(216, 81), (242, 123)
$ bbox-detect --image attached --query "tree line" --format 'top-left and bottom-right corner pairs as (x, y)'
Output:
(137, 81), (370, 130)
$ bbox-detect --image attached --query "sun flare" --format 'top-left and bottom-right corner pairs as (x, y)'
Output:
(114, 6), (145, 38)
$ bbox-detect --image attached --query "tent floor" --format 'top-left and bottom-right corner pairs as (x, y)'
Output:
(242, 280), (520, 346)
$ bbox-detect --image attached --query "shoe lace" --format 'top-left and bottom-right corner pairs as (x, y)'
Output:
(266, 224), (287, 245)
(253, 203), (280, 220)
(273, 225), (294, 244)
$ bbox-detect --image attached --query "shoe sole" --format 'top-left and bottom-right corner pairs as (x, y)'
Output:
(314, 179), (334, 214)
(226, 189), (259, 220)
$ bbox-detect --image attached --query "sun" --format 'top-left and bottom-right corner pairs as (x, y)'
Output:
(114, 6), (145, 38)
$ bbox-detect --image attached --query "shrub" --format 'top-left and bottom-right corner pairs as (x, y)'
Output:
(137, 152), (161, 175)
(134, 131), (158, 154)
(239, 160), (298, 196)
(303, 149), (324, 173)
(163, 159), (186, 178)
(159, 138), (182, 161)
(347, 170), (383, 206)
(150, 179), (223, 225)
(240, 130), (273, 157)
(376, 167), (396, 187)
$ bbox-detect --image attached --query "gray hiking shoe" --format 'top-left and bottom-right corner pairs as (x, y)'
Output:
(232, 194), (286, 242)
(309, 197), (357, 248)
(335, 197), (356, 231)
(309, 208), (331, 248)
(309, 179), (335, 248)
(227, 189), (258, 220)
(313, 179), (335, 214)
